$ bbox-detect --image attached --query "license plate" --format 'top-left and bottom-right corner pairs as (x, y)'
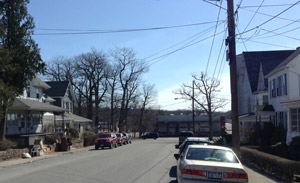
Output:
(100, 144), (104, 147)
(208, 172), (222, 179)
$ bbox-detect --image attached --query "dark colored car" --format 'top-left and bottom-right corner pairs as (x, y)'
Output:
(141, 132), (159, 139)
(116, 133), (126, 146)
(178, 137), (212, 155)
(122, 132), (132, 144)
(95, 133), (118, 149)
(178, 131), (194, 145)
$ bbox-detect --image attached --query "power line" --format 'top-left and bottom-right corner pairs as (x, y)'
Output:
(237, 0), (300, 37)
(240, 4), (300, 8)
(242, 40), (294, 48)
(33, 21), (223, 36)
(258, 28), (300, 41)
(205, 0), (223, 74)
(242, 0), (265, 34)
(143, 23), (223, 60)
(146, 30), (226, 66)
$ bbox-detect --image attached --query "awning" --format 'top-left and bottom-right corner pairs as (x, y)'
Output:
(9, 98), (65, 113)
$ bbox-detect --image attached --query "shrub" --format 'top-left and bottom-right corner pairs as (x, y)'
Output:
(66, 127), (79, 139)
(241, 146), (300, 181)
(0, 139), (17, 151)
(44, 133), (61, 145)
(271, 124), (286, 145)
(81, 131), (93, 138)
(289, 136), (300, 161)
(262, 122), (275, 145)
(83, 134), (97, 146)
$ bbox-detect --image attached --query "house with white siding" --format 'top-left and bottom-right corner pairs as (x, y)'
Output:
(266, 48), (300, 144)
(236, 50), (295, 142)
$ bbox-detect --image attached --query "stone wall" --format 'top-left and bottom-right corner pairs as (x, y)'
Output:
(0, 148), (29, 162)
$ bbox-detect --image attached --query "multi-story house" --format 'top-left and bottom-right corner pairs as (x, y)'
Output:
(44, 81), (92, 133)
(236, 50), (295, 142)
(266, 48), (300, 144)
(6, 76), (65, 146)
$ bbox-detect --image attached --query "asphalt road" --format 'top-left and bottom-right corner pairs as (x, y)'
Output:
(0, 138), (280, 183)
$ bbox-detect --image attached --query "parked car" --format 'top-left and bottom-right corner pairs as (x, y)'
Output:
(141, 132), (159, 139)
(116, 133), (126, 146)
(95, 133), (118, 150)
(176, 145), (248, 183)
(178, 131), (194, 145)
(122, 132), (132, 144)
(178, 137), (212, 155)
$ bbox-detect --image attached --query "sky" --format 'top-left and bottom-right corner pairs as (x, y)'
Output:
(27, 0), (300, 111)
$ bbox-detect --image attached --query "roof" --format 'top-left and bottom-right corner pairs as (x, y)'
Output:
(31, 77), (51, 89)
(65, 113), (92, 123)
(44, 81), (70, 97)
(9, 98), (65, 112)
(267, 48), (300, 77)
(254, 105), (275, 113)
(242, 50), (294, 93)
(157, 115), (221, 123)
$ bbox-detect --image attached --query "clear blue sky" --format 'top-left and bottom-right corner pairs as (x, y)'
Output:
(28, 0), (300, 111)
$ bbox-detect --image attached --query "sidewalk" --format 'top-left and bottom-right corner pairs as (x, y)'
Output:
(0, 146), (94, 168)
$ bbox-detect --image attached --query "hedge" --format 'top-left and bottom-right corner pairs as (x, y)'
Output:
(241, 146), (300, 182)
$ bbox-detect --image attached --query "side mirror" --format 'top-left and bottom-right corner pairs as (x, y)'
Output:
(174, 153), (180, 160)
(175, 144), (179, 149)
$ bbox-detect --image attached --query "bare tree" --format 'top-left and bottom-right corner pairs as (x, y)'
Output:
(138, 83), (156, 136)
(110, 47), (148, 132)
(174, 72), (227, 140)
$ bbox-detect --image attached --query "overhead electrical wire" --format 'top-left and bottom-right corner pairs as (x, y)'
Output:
(237, 0), (300, 37)
(258, 28), (300, 41)
(245, 40), (294, 48)
(240, 4), (300, 8)
(205, 0), (223, 75)
(242, 0), (265, 35)
(33, 21), (224, 36)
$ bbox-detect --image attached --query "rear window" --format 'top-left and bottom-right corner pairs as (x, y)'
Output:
(180, 132), (193, 137)
(98, 134), (111, 138)
(186, 148), (239, 163)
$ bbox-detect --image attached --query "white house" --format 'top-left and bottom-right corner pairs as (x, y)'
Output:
(236, 50), (295, 142)
(266, 48), (300, 144)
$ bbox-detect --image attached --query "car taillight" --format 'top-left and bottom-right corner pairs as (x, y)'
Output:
(224, 172), (248, 179)
(181, 169), (206, 176)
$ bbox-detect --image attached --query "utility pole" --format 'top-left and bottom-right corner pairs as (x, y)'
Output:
(227, 0), (240, 155)
(192, 80), (195, 134)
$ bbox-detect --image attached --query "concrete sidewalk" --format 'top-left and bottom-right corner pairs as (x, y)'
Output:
(0, 146), (94, 168)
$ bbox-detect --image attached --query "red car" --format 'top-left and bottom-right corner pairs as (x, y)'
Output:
(95, 133), (118, 149)
(116, 133), (126, 146)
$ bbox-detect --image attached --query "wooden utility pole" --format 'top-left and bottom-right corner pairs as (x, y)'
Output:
(227, 0), (240, 155)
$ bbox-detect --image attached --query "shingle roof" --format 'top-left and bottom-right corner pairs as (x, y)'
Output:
(44, 81), (69, 97)
(9, 98), (65, 112)
(242, 50), (295, 93)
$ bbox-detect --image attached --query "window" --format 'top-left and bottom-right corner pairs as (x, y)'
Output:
(36, 88), (40, 99)
(263, 95), (268, 105)
(291, 108), (300, 132)
(7, 114), (18, 127)
(32, 114), (41, 125)
(283, 74), (287, 95)
(277, 76), (282, 96)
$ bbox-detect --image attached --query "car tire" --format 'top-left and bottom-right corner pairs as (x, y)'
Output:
(95, 146), (99, 150)
(101, 147), (104, 149)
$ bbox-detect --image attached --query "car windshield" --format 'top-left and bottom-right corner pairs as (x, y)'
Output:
(183, 141), (210, 149)
(186, 148), (239, 163)
(98, 134), (111, 138)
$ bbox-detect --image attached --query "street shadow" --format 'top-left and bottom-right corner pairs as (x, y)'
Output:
(168, 165), (178, 183)
(88, 148), (112, 151)
(169, 165), (177, 178)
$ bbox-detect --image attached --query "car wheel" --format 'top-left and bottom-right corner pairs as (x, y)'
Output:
(101, 147), (104, 149)
(95, 146), (99, 150)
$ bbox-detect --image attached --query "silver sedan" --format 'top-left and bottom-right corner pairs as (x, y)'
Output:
(176, 145), (248, 183)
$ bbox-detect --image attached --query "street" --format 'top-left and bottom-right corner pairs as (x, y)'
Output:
(0, 138), (280, 183)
